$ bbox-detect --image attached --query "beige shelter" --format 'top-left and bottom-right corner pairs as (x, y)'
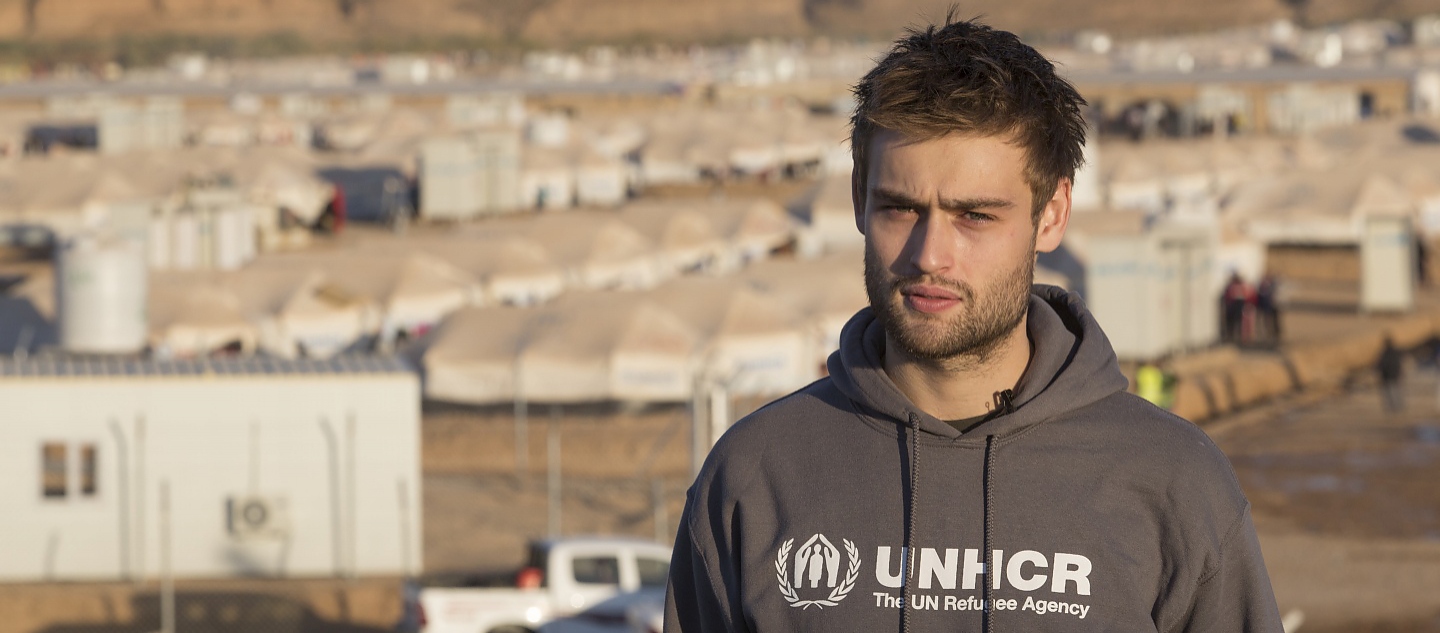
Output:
(251, 251), (481, 345)
(467, 212), (664, 290)
(149, 272), (259, 356)
(517, 292), (698, 403)
(686, 197), (795, 270)
(742, 248), (867, 366)
(617, 200), (729, 274)
(795, 175), (861, 257)
(1226, 168), (1413, 245)
(421, 305), (535, 404)
(647, 276), (814, 396)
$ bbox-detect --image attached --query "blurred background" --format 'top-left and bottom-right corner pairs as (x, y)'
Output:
(3, 1), (1440, 632)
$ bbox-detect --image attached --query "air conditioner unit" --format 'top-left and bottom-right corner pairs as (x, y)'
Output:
(227, 494), (290, 540)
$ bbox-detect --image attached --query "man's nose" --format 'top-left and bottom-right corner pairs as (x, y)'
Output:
(908, 209), (956, 273)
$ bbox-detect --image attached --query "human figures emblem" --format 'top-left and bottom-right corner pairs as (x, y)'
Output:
(794, 534), (840, 588)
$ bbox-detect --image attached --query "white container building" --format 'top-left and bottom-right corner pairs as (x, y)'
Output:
(419, 138), (480, 221)
(1071, 212), (1219, 361)
(419, 131), (522, 220)
(0, 355), (421, 582)
(474, 129), (523, 216)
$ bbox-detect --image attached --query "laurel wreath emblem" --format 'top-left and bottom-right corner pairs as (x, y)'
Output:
(775, 537), (861, 609)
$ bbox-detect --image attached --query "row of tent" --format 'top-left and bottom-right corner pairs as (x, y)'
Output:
(1098, 118), (1440, 244)
(417, 249), (867, 404)
(309, 103), (851, 188)
(0, 145), (334, 240)
(189, 101), (852, 185)
(128, 197), (796, 358)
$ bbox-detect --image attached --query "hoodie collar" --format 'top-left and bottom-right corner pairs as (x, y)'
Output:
(827, 285), (1128, 442)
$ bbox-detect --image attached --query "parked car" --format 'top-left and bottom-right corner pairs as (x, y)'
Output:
(398, 537), (671, 633)
(538, 588), (663, 633)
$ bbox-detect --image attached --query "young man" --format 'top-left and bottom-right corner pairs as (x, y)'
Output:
(665, 16), (1283, 633)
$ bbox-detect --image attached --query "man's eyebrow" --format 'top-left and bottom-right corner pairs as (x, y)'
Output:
(871, 187), (1016, 212)
(939, 197), (1014, 213)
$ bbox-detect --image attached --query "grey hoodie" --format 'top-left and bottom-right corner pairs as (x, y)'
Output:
(665, 285), (1283, 632)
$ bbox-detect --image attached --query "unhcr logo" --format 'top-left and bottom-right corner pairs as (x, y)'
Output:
(775, 534), (861, 609)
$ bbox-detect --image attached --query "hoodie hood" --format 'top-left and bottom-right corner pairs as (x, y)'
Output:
(827, 284), (1129, 441)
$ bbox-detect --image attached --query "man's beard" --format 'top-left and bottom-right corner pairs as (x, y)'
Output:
(864, 243), (1034, 366)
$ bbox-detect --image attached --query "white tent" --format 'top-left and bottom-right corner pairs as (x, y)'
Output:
(519, 146), (575, 210)
(638, 132), (704, 186)
(421, 305), (534, 404)
(422, 292), (698, 404)
(148, 272), (259, 357)
(230, 150), (332, 225)
(359, 232), (566, 307)
(794, 175), (861, 257)
(251, 251), (482, 345)
(211, 267), (374, 360)
(687, 197), (796, 270)
(1225, 168), (1412, 245)
(517, 292), (698, 403)
(574, 149), (627, 207)
(272, 275), (375, 359)
(617, 200), (729, 274)
(469, 212), (665, 290)
(647, 277), (813, 396)
(576, 116), (646, 159)
(190, 110), (254, 147)
(742, 248), (867, 365)
(0, 157), (153, 238)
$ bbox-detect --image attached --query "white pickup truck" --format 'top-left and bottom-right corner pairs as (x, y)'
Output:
(399, 537), (672, 633)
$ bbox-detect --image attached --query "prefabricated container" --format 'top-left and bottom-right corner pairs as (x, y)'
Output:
(1361, 214), (1415, 312)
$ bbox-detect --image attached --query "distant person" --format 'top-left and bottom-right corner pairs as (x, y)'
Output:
(1136, 361), (1167, 408)
(666, 15), (1283, 632)
(1379, 337), (1405, 413)
(1222, 272), (1250, 344)
(1416, 234), (1429, 287)
(1256, 273), (1282, 346)
(1140, 359), (1178, 410)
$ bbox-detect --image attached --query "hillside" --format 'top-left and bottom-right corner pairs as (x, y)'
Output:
(3, 0), (1440, 56)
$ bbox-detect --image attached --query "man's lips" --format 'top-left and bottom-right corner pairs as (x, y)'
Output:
(900, 284), (962, 314)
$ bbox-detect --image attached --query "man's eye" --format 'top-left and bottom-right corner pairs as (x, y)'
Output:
(881, 205), (916, 214)
(960, 211), (995, 222)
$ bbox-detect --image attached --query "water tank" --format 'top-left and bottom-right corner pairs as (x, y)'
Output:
(56, 235), (148, 354)
(213, 207), (254, 271)
(170, 211), (201, 270)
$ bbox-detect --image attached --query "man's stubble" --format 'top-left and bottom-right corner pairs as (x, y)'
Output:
(863, 236), (1035, 370)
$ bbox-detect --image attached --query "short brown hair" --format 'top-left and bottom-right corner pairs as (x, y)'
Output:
(850, 14), (1088, 220)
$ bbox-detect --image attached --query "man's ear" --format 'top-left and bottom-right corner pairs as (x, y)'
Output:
(852, 168), (866, 236)
(1035, 177), (1072, 254)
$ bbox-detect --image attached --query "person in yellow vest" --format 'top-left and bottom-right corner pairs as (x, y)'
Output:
(1137, 361), (1169, 409)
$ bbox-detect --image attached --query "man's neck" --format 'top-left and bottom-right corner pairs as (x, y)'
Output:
(881, 318), (1033, 421)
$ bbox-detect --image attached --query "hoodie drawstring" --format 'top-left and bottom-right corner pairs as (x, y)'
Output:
(901, 391), (1011, 633)
(901, 411), (920, 633)
(983, 390), (1013, 633)
(983, 434), (998, 633)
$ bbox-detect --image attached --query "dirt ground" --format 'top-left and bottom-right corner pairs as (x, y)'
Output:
(1210, 364), (1440, 633)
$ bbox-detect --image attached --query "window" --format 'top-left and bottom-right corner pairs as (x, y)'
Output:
(79, 444), (97, 496)
(41, 443), (66, 498)
(571, 556), (620, 585)
(637, 557), (670, 588)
